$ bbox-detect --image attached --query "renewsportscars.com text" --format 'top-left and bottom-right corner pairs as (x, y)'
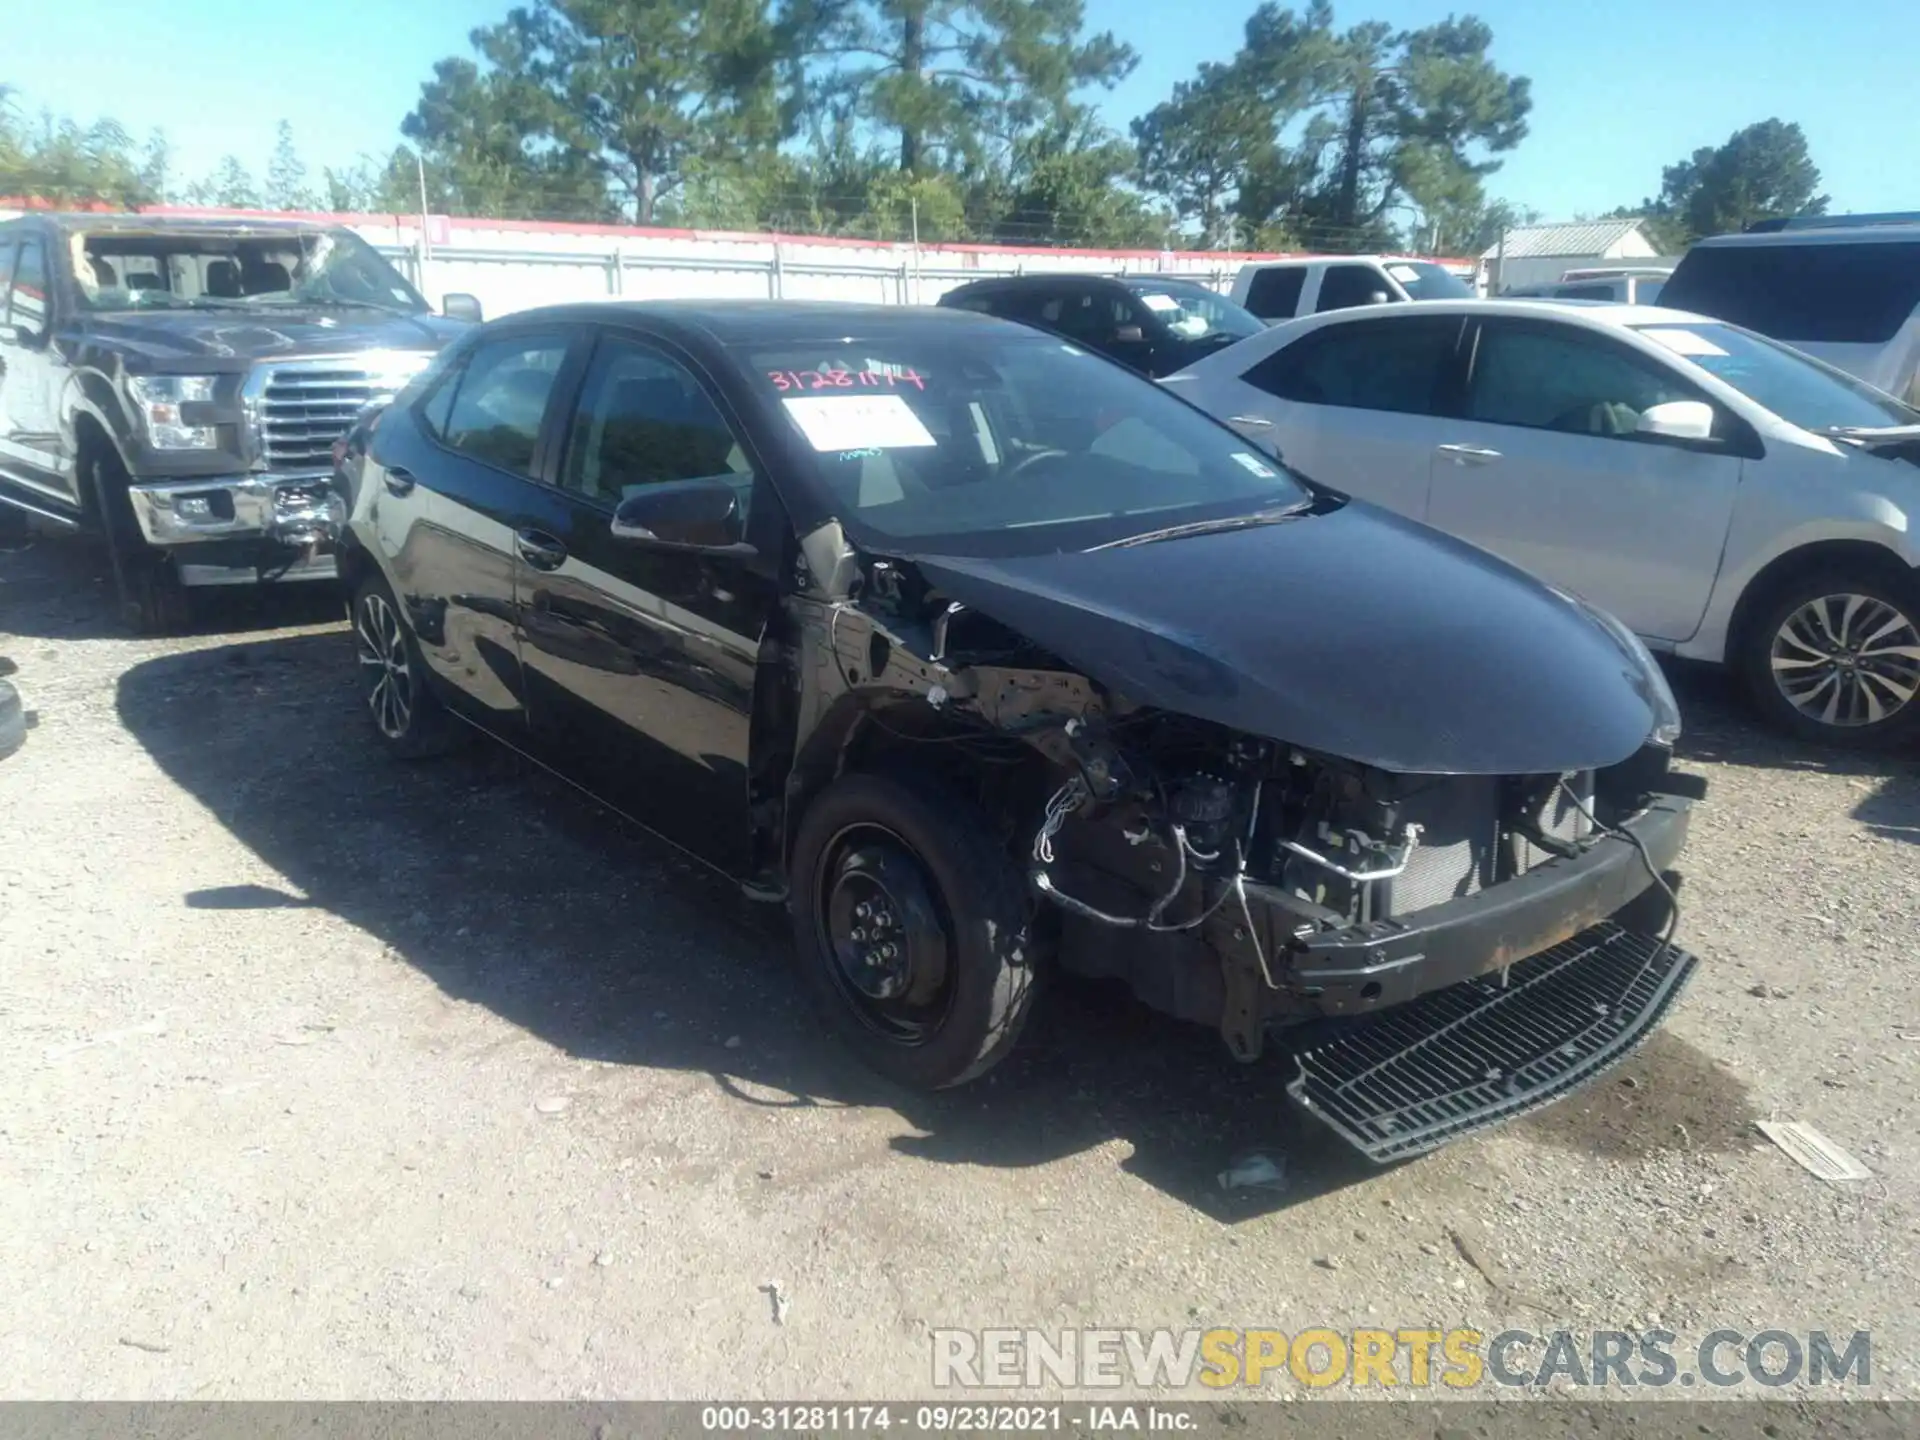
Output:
(931, 1328), (1872, 1391)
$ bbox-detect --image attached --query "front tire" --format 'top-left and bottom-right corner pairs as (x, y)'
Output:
(88, 447), (193, 635)
(789, 772), (1039, 1089)
(1739, 567), (1920, 746)
(352, 573), (454, 759)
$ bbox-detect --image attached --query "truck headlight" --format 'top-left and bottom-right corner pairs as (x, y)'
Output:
(128, 375), (220, 450)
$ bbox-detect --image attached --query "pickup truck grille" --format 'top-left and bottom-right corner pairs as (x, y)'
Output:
(256, 363), (378, 470)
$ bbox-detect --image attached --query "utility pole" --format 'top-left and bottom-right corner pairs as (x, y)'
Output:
(414, 151), (433, 296)
(910, 194), (921, 305)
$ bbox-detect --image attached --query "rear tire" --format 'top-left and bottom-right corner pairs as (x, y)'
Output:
(1738, 566), (1920, 747)
(789, 772), (1039, 1090)
(352, 571), (455, 760)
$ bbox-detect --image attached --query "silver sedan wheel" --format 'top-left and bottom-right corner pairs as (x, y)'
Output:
(355, 591), (414, 740)
(1769, 591), (1920, 729)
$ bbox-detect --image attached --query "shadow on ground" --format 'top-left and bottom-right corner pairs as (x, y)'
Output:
(0, 532), (341, 642)
(1664, 659), (1920, 844)
(117, 628), (1390, 1220)
(107, 629), (1784, 1218)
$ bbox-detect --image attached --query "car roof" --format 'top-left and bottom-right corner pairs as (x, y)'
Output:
(1283, 298), (1718, 332)
(1237, 255), (1433, 270)
(1691, 225), (1920, 249)
(945, 273), (1130, 291)
(499, 298), (1015, 346)
(0, 212), (347, 236)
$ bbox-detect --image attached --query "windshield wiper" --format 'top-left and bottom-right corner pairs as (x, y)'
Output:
(1092, 502), (1311, 551)
(1818, 423), (1920, 450)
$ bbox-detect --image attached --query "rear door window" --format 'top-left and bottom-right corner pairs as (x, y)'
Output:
(1660, 240), (1920, 344)
(1241, 315), (1463, 415)
(439, 334), (571, 476)
(1552, 283), (1620, 301)
(1244, 267), (1306, 320)
(1315, 264), (1395, 312)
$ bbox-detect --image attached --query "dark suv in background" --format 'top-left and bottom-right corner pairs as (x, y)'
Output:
(0, 213), (480, 630)
(937, 274), (1263, 378)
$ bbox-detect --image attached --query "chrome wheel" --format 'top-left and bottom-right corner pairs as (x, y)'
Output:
(355, 590), (414, 740)
(1769, 591), (1920, 729)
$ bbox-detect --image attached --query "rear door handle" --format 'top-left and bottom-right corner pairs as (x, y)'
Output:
(514, 528), (568, 571)
(1436, 443), (1503, 465)
(383, 465), (416, 496)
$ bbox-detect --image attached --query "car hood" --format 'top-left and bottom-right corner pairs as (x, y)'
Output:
(900, 502), (1665, 775)
(76, 308), (466, 366)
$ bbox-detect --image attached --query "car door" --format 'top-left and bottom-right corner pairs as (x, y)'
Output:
(511, 328), (781, 875)
(1425, 316), (1744, 643)
(365, 326), (579, 736)
(0, 232), (72, 503)
(1220, 314), (1466, 518)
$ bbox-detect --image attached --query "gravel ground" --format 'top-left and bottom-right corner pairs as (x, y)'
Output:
(3, 533), (1918, 1408)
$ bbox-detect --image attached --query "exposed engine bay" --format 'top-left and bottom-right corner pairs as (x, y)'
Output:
(774, 528), (1702, 1081)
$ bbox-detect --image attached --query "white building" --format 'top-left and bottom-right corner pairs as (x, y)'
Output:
(1481, 218), (1668, 294)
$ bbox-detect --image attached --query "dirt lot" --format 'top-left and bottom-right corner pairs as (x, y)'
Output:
(4, 533), (1919, 1404)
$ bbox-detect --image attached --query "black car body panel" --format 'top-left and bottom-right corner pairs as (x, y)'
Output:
(901, 502), (1664, 776)
(334, 299), (1704, 1153)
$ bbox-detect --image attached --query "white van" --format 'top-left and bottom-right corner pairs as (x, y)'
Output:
(1658, 218), (1920, 404)
(1229, 255), (1473, 324)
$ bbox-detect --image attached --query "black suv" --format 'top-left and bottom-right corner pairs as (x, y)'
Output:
(0, 213), (480, 630)
(937, 274), (1263, 377)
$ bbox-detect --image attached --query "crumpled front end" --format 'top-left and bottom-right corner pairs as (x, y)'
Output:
(769, 526), (1706, 1160)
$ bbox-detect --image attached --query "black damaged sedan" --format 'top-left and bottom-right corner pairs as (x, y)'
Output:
(333, 301), (1704, 1162)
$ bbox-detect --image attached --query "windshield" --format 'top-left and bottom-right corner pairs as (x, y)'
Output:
(1125, 282), (1264, 346)
(1634, 321), (1920, 431)
(742, 329), (1311, 557)
(73, 229), (427, 315)
(1385, 261), (1473, 300)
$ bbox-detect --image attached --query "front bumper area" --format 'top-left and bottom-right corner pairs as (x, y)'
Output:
(1286, 922), (1698, 1162)
(1238, 796), (1692, 1020)
(126, 473), (344, 550)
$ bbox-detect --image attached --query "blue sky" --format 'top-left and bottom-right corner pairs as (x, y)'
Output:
(6, 0), (1912, 225)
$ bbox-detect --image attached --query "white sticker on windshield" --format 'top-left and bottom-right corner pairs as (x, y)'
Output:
(1641, 327), (1729, 358)
(783, 394), (937, 452)
(1138, 292), (1183, 313)
(1231, 451), (1277, 477)
(1387, 264), (1422, 283)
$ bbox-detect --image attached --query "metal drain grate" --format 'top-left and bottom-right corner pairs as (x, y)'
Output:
(1286, 923), (1697, 1163)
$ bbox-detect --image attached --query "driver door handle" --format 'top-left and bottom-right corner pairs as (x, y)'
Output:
(1436, 443), (1503, 466)
(514, 528), (568, 571)
(1228, 414), (1272, 429)
(382, 465), (416, 496)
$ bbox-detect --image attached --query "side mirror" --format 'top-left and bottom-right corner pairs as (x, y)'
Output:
(610, 477), (752, 554)
(441, 293), (483, 323)
(1637, 399), (1716, 443)
(1366, 291), (1391, 306)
